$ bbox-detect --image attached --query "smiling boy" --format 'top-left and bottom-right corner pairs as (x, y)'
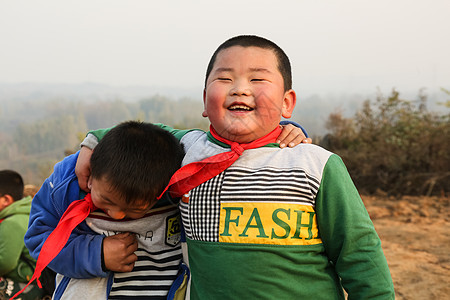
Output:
(172, 35), (394, 299)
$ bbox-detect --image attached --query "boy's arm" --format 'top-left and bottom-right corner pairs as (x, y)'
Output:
(83, 123), (194, 146)
(0, 217), (26, 276)
(316, 155), (395, 299)
(24, 173), (107, 279)
(77, 122), (311, 191)
(82, 122), (310, 150)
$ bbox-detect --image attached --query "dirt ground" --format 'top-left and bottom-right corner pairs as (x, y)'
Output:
(362, 195), (450, 299)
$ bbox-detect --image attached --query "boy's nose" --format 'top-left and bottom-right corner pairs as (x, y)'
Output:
(230, 80), (251, 96)
(108, 209), (126, 220)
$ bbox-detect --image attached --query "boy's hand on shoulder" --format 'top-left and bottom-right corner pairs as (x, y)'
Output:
(75, 146), (93, 192)
(103, 232), (138, 273)
(277, 124), (312, 148)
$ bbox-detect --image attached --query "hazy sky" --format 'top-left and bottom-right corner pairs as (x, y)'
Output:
(1, 0), (449, 97)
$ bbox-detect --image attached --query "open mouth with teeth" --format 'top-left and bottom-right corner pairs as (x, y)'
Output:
(228, 104), (254, 111)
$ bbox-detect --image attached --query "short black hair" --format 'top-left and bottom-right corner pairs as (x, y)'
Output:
(205, 35), (292, 91)
(90, 121), (184, 206)
(0, 170), (24, 201)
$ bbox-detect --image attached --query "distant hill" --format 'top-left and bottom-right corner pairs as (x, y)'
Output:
(0, 82), (201, 103)
(0, 82), (447, 186)
(2, 82), (445, 136)
(0, 81), (371, 136)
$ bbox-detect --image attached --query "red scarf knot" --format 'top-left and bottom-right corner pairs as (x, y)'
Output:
(157, 125), (282, 199)
(231, 142), (244, 156)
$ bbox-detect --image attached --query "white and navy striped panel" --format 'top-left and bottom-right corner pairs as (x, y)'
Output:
(109, 247), (182, 300)
(222, 167), (319, 205)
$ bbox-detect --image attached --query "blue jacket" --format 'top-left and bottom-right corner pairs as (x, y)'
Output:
(24, 152), (107, 279)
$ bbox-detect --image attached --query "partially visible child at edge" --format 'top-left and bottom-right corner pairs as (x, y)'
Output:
(0, 170), (50, 300)
(77, 35), (395, 299)
(23, 121), (186, 299)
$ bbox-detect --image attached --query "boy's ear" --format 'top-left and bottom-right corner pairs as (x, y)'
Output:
(87, 177), (93, 191)
(0, 194), (14, 210)
(281, 89), (296, 119)
(202, 88), (208, 118)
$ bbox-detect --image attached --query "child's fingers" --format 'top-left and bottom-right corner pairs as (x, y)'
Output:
(113, 254), (137, 273)
(300, 138), (313, 145)
(276, 124), (291, 146)
(123, 253), (138, 266)
(117, 232), (138, 251)
(284, 134), (303, 148)
(126, 238), (138, 253)
(278, 124), (308, 148)
(287, 137), (312, 147)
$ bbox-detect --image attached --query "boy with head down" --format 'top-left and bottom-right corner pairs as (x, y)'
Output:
(78, 35), (394, 299)
(22, 121), (186, 299)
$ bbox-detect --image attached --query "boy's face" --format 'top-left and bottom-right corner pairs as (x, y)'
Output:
(203, 46), (296, 143)
(89, 177), (153, 220)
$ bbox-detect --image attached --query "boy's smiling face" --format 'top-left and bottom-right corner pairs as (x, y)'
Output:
(203, 46), (296, 143)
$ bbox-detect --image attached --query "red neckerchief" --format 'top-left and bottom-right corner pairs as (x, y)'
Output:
(11, 194), (96, 299)
(158, 125), (282, 199)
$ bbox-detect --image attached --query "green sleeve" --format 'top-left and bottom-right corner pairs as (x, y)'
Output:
(88, 127), (112, 141)
(316, 154), (395, 299)
(152, 123), (198, 141)
(0, 216), (30, 280)
(88, 123), (196, 142)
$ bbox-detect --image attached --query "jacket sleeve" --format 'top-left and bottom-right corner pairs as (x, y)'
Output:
(82, 123), (194, 150)
(0, 216), (27, 276)
(24, 155), (108, 279)
(315, 154), (395, 299)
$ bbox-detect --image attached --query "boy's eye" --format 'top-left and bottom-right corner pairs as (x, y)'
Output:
(251, 78), (265, 82)
(217, 77), (232, 81)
